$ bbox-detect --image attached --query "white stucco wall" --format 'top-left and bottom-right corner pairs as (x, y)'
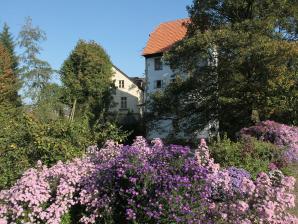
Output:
(111, 67), (143, 116)
(145, 56), (175, 95)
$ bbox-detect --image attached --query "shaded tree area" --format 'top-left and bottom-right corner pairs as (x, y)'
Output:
(150, 0), (298, 138)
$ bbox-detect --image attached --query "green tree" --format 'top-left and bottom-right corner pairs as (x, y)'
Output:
(18, 17), (53, 102)
(0, 43), (20, 105)
(155, 0), (298, 138)
(0, 23), (19, 73)
(33, 83), (66, 122)
(60, 40), (128, 145)
(61, 40), (114, 127)
(0, 24), (21, 106)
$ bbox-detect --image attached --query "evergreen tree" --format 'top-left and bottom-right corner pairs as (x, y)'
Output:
(155, 0), (298, 138)
(0, 23), (18, 72)
(18, 17), (53, 103)
(0, 43), (19, 105)
(0, 23), (21, 106)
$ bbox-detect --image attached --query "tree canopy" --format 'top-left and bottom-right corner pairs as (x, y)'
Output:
(60, 40), (114, 127)
(0, 23), (18, 73)
(151, 0), (298, 138)
(0, 43), (20, 105)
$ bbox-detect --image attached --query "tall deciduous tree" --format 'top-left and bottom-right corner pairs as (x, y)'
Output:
(18, 17), (53, 102)
(154, 0), (298, 138)
(60, 40), (114, 128)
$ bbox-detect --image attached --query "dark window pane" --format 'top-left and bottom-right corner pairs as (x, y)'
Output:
(154, 57), (162, 70)
(119, 80), (124, 88)
(121, 97), (127, 109)
(155, 80), (162, 89)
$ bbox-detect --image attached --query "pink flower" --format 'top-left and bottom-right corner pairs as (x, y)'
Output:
(237, 201), (249, 213)
(0, 218), (7, 224)
(268, 162), (277, 170)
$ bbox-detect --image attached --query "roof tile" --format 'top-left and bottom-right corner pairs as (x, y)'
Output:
(142, 18), (189, 56)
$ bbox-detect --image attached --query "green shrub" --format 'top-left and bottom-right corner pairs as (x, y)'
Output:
(0, 106), (90, 189)
(209, 136), (288, 178)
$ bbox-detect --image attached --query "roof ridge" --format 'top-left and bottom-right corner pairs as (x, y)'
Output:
(159, 18), (189, 25)
(112, 65), (144, 90)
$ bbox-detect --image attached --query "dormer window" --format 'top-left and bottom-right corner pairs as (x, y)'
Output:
(119, 80), (124, 88)
(154, 57), (163, 70)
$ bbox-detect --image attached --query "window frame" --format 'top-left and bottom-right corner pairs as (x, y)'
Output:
(119, 80), (125, 88)
(154, 80), (163, 89)
(120, 97), (127, 109)
(154, 57), (163, 71)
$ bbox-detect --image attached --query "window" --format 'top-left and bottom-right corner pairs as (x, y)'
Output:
(154, 57), (163, 70)
(154, 80), (163, 89)
(120, 97), (127, 109)
(119, 80), (124, 88)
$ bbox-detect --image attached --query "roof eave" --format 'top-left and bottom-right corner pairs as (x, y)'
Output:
(142, 52), (164, 58)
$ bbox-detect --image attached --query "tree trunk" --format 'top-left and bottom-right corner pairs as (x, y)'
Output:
(69, 98), (77, 122)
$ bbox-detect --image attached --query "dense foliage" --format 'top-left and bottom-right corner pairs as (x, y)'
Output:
(60, 39), (128, 146)
(210, 136), (287, 178)
(0, 106), (90, 189)
(241, 120), (298, 163)
(0, 23), (18, 73)
(61, 40), (114, 127)
(150, 0), (298, 138)
(0, 43), (19, 105)
(0, 137), (296, 223)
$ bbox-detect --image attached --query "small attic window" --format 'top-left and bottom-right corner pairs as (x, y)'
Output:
(119, 80), (124, 88)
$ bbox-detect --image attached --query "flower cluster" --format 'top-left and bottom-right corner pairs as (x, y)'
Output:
(0, 137), (296, 223)
(240, 120), (298, 162)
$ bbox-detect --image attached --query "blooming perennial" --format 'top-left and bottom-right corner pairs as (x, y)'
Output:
(241, 120), (298, 162)
(0, 137), (297, 223)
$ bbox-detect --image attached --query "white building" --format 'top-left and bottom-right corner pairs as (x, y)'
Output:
(110, 66), (144, 120)
(143, 18), (189, 96)
(142, 18), (216, 140)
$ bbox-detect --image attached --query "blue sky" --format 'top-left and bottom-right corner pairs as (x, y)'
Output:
(1, 0), (191, 77)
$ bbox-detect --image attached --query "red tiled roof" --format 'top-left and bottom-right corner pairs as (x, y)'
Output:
(142, 18), (189, 56)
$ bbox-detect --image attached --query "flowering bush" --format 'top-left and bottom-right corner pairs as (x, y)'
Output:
(210, 136), (285, 177)
(240, 120), (298, 162)
(0, 137), (297, 223)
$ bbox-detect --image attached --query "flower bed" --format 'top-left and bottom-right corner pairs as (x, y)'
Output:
(240, 120), (298, 163)
(0, 137), (297, 223)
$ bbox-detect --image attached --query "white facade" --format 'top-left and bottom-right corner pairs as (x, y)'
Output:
(145, 56), (175, 95)
(110, 66), (144, 117)
(144, 55), (179, 139)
